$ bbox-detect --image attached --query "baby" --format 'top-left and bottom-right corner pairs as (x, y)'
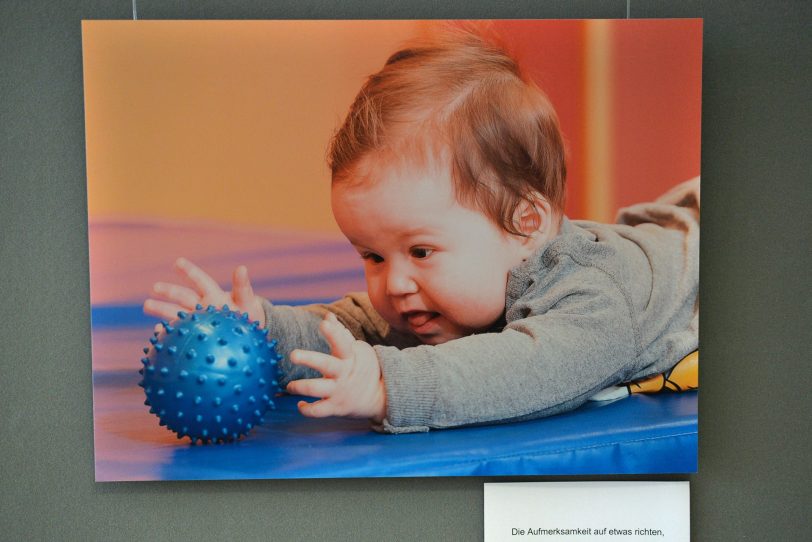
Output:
(144, 29), (699, 433)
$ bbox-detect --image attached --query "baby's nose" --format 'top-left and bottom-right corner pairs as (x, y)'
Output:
(385, 268), (418, 297)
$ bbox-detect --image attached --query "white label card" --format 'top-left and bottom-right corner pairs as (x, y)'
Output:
(484, 481), (689, 542)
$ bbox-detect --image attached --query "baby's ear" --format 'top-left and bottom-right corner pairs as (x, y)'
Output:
(513, 193), (553, 238)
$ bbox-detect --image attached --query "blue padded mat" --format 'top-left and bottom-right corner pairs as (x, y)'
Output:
(94, 363), (696, 481)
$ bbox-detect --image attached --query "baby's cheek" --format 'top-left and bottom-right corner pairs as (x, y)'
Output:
(366, 282), (401, 328)
(460, 281), (506, 327)
(365, 275), (384, 303)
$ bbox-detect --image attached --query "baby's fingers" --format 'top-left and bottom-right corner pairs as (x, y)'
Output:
(289, 349), (342, 378)
(286, 378), (336, 399)
(297, 399), (337, 418)
(174, 257), (224, 298)
(151, 282), (199, 308)
(143, 299), (186, 322)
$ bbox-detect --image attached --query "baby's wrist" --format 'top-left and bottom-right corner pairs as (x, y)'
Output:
(370, 377), (387, 423)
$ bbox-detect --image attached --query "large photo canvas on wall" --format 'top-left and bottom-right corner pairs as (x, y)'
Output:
(83, 19), (702, 481)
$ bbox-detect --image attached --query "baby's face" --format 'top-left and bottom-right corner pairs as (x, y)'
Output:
(332, 164), (532, 345)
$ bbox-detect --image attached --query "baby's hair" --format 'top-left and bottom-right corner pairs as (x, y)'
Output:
(328, 24), (567, 235)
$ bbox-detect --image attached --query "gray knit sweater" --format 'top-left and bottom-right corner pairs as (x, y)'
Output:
(263, 179), (699, 433)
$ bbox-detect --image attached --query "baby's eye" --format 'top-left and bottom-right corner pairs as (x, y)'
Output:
(361, 252), (384, 264)
(410, 247), (434, 259)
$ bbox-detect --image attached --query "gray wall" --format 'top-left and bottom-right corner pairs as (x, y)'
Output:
(1, 1), (809, 540)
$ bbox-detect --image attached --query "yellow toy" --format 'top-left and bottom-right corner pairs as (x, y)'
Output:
(629, 351), (698, 394)
(589, 351), (698, 401)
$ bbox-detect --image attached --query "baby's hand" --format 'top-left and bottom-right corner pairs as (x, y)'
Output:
(286, 313), (386, 422)
(143, 257), (265, 327)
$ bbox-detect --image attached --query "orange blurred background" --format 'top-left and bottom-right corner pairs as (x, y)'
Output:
(83, 19), (701, 230)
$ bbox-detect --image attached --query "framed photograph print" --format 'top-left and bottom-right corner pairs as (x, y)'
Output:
(83, 19), (702, 481)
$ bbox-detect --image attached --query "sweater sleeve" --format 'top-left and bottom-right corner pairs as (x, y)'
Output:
(262, 300), (327, 388)
(263, 293), (420, 388)
(373, 263), (638, 433)
(293, 292), (420, 349)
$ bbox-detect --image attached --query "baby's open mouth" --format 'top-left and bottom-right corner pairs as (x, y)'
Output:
(403, 311), (438, 329)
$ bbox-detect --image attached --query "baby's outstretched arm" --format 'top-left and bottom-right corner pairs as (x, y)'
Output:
(143, 257), (265, 326)
(287, 313), (386, 422)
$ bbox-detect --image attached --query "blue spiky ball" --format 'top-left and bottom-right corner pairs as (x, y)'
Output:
(138, 305), (281, 444)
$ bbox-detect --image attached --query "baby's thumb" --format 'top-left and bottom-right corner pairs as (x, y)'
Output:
(321, 313), (355, 358)
(233, 266), (265, 326)
(232, 265), (256, 306)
